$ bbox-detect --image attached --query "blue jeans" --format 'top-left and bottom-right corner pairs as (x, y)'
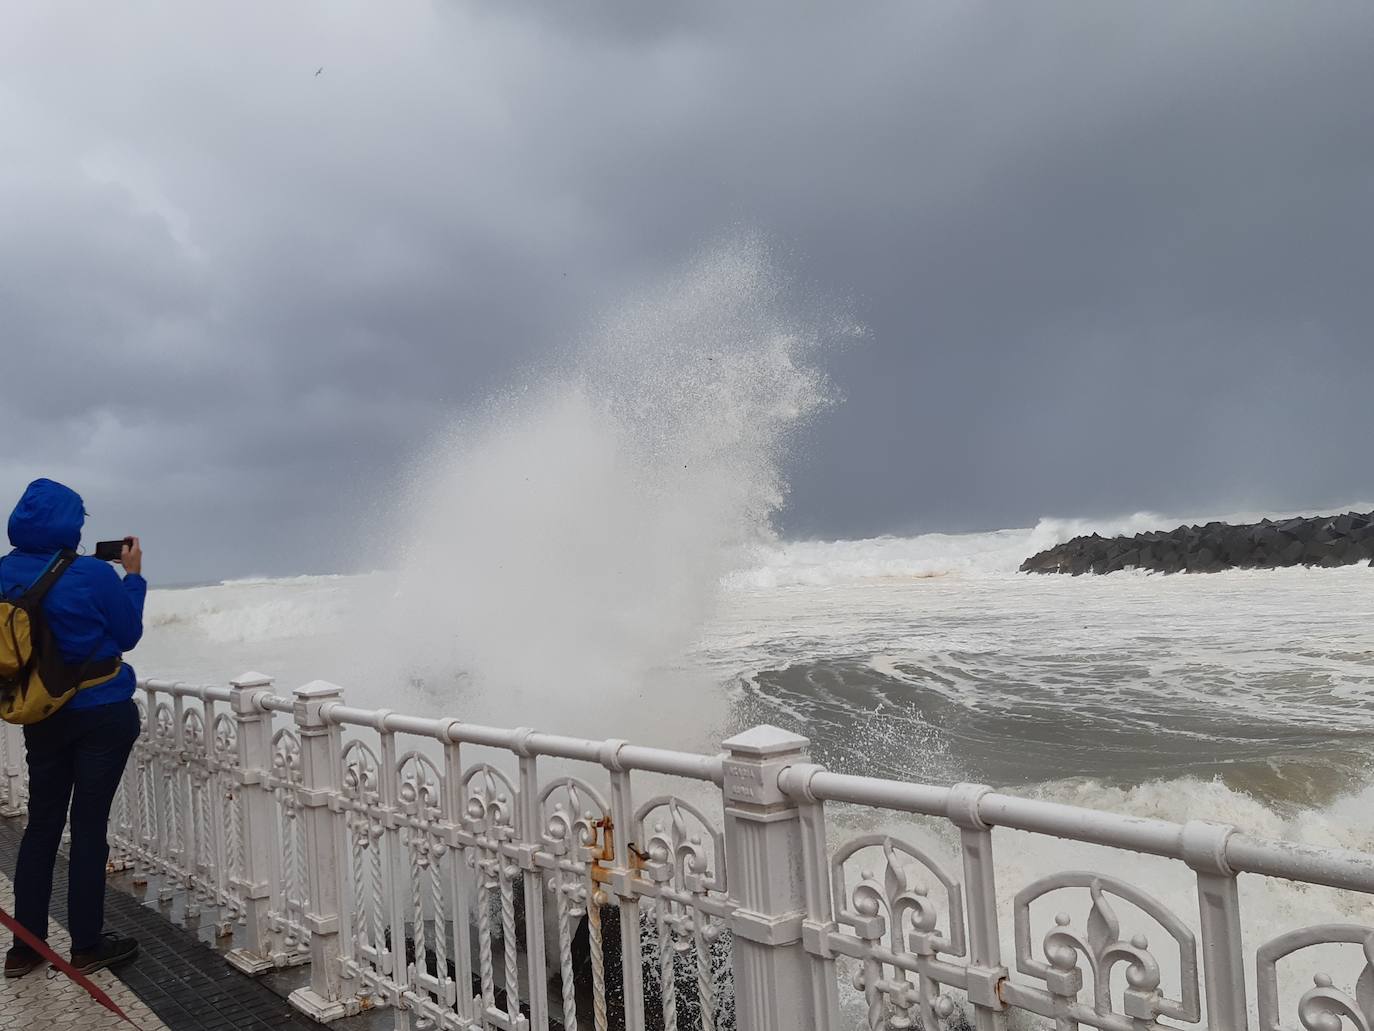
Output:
(13, 700), (140, 953)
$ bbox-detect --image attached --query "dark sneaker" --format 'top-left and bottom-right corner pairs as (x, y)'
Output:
(4, 944), (44, 978)
(70, 933), (138, 975)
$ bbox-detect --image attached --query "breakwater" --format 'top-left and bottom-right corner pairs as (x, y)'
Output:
(1020, 510), (1374, 574)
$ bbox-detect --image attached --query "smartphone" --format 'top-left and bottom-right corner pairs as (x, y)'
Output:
(95, 539), (131, 562)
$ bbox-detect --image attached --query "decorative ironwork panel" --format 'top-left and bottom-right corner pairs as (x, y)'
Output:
(542, 776), (612, 1031)
(1013, 872), (1200, 1031)
(266, 726), (310, 963)
(821, 833), (967, 1031)
(636, 795), (733, 1031)
(1258, 925), (1374, 1031)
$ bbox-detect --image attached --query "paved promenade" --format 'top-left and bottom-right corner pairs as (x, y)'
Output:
(0, 866), (166, 1030)
(0, 820), (372, 1031)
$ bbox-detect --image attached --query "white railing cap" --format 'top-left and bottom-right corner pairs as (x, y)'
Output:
(722, 724), (810, 758)
(230, 671), (274, 688)
(294, 680), (345, 698)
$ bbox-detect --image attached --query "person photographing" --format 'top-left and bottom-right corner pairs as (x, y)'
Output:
(0, 479), (145, 977)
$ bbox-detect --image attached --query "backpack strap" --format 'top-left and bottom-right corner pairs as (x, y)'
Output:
(76, 656), (122, 689)
(20, 550), (77, 605)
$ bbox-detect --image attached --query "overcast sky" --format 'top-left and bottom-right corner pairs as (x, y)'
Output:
(4, 2), (1373, 582)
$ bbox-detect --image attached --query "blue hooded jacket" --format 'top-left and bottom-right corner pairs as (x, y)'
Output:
(0, 479), (145, 710)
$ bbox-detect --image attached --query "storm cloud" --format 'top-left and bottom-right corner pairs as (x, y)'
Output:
(3, 2), (1373, 581)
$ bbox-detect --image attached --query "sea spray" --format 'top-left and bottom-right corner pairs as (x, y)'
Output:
(377, 239), (840, 738)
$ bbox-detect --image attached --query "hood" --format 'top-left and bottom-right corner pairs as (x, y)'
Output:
(8, 479), (85, 552)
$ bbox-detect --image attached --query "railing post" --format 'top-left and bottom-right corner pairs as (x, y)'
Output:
(514, 730), (551, 1029)
(789, 763), (842, 1028)
(0, 721), (26, 817)
(130, 690), (153, 883)
(947, 784), (1008, 1031)
(602, 739), (646, 1030)
(200, 696), (231, 936)
(226, 671), (279, 975)
(1182, 820), (1249, 1031)
(168, 688), (189, 904)
(441, 726), (477, 1024)
(721, 725), (815, 1031)
(142, 682), (169, 888)
(288, 680), (352, 1022)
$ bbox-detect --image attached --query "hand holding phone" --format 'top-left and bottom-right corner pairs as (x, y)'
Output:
(120, 537), (142, 576)
(94, 539), (131, 562)
(94, 537), (142, 576)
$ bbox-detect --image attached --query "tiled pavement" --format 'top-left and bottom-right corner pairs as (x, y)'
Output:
(0, 863), (169, 1030)
(0, 820), (377, 1031)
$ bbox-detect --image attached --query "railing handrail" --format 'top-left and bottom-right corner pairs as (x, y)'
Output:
(142, 678), (233, 703)
(146, 681), (729, 782)
(779, 766), (1374, 894)
(324, 702), (727, 781)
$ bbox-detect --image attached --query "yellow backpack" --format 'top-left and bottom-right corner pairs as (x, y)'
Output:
(0, 551), (122, 725)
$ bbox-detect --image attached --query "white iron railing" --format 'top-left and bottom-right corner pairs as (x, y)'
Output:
(0, 673), (1372, 1031)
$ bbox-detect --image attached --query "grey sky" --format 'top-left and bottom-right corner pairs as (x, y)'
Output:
(3, 2), (1373, 582)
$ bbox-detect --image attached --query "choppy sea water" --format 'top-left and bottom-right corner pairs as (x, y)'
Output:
(715, 560), (1374, 806)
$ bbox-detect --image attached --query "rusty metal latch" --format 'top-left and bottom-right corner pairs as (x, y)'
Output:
(587, 817), (650, 886)
(589, 816), (615, 885)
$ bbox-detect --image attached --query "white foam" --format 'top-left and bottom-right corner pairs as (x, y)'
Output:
(144, 575), (367, 644)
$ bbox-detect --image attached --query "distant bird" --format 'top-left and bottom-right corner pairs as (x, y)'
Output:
(315, 66), (323, 76)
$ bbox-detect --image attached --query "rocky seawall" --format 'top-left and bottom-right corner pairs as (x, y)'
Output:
(1021, 511), (1374, 575)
